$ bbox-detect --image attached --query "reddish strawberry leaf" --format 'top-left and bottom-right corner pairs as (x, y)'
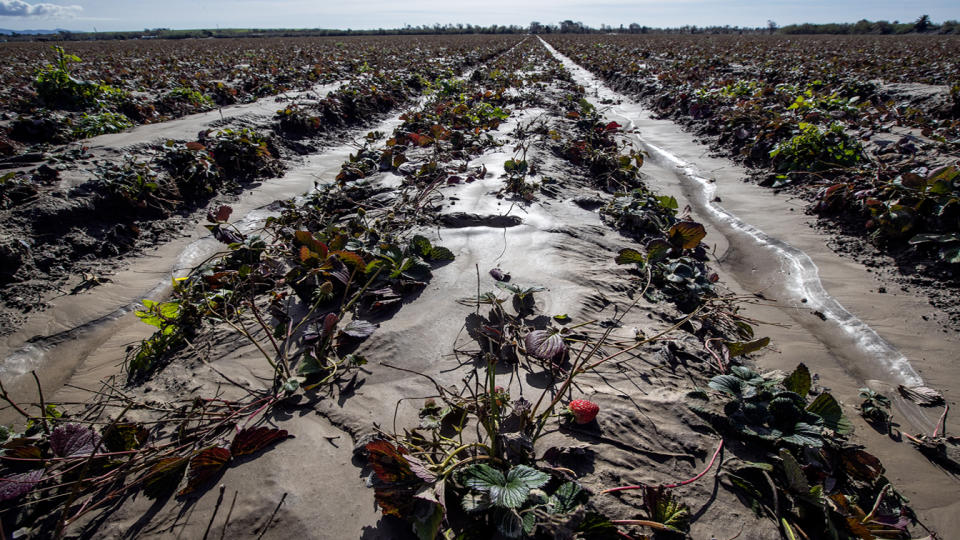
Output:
(366, 440), (436, 517)
(333, 250), (365, 270)
(143, 457), (188, 498)
(230, 427), (289, 457)
(840, 448), (884, 483)
(50, 423), (101, 457)
(294, 230), (328, 258)
(178, 447), (230, 496)
(366, 440), (435, 484)
(2, 439), (42, 462)
(525, 329), (566, 360)
(206, 204), (232, 224)
(0, 469), (43, 502)
(408, 133), (434, 147)
(299, 245), (317, 263)
(214, 204), (232, 222)
(321, 313), (339, 338)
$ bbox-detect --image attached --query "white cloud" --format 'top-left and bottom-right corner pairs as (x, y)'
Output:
(0, 0), (82, 18)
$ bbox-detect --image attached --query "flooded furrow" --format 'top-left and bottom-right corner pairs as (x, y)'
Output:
(83, 81), (345, 151)
(539, 38), (947, 431)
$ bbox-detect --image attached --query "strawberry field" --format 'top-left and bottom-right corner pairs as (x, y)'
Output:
(0, 33), (957, 540)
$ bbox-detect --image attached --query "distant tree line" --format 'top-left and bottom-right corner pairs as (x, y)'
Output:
(779, 15), (959, 35)
(1, 15), (957, 42)
(1, 24), (533, 41)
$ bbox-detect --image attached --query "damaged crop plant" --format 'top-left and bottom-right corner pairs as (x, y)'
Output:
(0, 28), (951, 540)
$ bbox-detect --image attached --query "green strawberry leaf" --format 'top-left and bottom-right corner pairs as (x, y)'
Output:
(708, 374), (744, 397)
(410, 235), (432, 257)
(725, 337), (770, 357)
(428, 246), (455, 261)
(462, 464), (549, 509)
(780, 422), (823, 447)
(782, 363), (811, 398)
(806, 392), (853, 435)
(549, 481), (585, 514)
(615, 248), (645, 265)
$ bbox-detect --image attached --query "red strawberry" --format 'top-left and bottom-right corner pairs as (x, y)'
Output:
(567, 400), (599, 424)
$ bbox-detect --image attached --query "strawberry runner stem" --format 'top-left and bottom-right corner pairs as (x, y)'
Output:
(601, 438), (724, 494)
(703, 338), (727, 373)
(610, 519), (672, 531)
(933, 403), (949, 438)
(861, 483), (893, 524)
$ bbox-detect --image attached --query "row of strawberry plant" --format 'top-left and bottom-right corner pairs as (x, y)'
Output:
(546, 36), (934, 540)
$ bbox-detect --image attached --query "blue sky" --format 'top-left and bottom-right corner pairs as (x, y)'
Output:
(0, 0), (957, 32)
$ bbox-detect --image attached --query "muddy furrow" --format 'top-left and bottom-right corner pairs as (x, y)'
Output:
(540, 37), (960, 532)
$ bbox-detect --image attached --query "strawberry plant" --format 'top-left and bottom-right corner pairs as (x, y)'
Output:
(769, 122), (862, 172)
(858, 387), (893, 428)
(33, 46), (123, 110)
(203, 128), (283, 181)
(71, 110), (133, 138)
(457, 464), (590, 538)
(158, 141), (224, 197)
(94, 157), (175, 216)
(685, 362), (912, 538)
(164, 86), (215, 108)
